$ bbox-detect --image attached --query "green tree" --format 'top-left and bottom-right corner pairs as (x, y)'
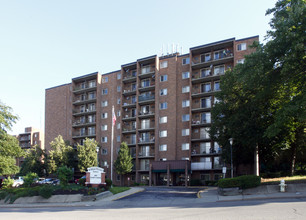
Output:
(77, 138), (98, 172)
(114, 142), (133, 186)
(210, 0), (306, 176)
(0, 101), (23, 176)
(19, 145), (46, 177)
(57, 166), (73, 186)
(47, 135), (74, 174)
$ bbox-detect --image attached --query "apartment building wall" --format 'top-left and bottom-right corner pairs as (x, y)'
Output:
(45, 36), (259, 185)
(45, 84), (72, 152)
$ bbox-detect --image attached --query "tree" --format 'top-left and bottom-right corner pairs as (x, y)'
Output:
(0, 101), (23, 176)
(77, 138), (98, 173)
(47, 135), (75, 174)
(19, 145), (46, 177)
(114, 142), (133, 186)
(210, 0), (306, 176)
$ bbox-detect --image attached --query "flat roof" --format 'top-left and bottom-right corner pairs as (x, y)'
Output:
(190, 37), (235, 51)
(45, 83), (71, 91)
(72, 71), (99, 82)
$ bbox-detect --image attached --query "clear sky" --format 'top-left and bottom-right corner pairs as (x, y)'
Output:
(0, 0), (277, 135)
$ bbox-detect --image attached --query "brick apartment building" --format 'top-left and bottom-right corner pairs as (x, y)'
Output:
(45, 36), (258, 186)
(16, 127), (44, 167)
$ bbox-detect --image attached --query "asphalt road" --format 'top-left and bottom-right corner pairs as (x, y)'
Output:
(1, 187), (306, 220)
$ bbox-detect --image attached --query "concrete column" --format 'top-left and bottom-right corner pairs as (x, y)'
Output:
(167, 164), (170, 187)
(149, 164), (152, 187)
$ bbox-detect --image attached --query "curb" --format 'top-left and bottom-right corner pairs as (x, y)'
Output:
(112, 188), (145, 201)
(197, 188), (208, 198)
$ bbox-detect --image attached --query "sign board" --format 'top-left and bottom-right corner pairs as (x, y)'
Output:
(87, 167), (104, 184)
(222, 167), (227, 174)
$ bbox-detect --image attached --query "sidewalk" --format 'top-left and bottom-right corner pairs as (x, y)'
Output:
(199, 184), (306, 202)
(0, 187), (145, 208)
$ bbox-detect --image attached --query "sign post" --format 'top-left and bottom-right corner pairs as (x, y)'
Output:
(222, 167), (227, 179)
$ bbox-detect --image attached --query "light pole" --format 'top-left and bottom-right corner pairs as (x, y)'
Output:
(229, 138), (233, 178)
(96, 146), (100, 167)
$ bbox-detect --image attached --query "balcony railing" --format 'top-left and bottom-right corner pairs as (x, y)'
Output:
(191, 148), (222, 156)
(73, 108), (96, 115)
(139, 94), (155, 102)
(138, 152), (155, 157)
(191, 162), (212, 170)
(74, 83), (97, 92)
(138, 137), (155, 144)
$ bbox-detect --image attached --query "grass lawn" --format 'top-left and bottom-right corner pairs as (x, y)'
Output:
(261, 176), (306, 185)
(109, 186), (130, 195)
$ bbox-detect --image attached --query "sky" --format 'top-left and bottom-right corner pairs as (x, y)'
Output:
(0, 0), (277, 135)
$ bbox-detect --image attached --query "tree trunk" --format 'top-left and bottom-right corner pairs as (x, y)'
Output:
(290, 144), (297, 176)
(254, 144), (259, 176)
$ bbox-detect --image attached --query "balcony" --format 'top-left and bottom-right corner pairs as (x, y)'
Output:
(73, 109), (96, 116)
(191, 72), (224, 84)
(191, 120), (211, 127)
(138, 84), (155, 92)
(72, 132), (96, 139)
(191, 52), (233, 70)
(191, 103), (211, 113)
(122, 75), (137, 83)
(73, 96), (96, 105)
(138, 111), (155, 119)
(122, 126), (137, 134)
(191, 148), (222, 156)
(138, 126), (155, 132)
(138, 94), (155, 105)
(138, 152), (155, 158)
(191, 89), (214, 98)
(122, 89), (137, 96)
(191, 134), (210, 142)
(122, 101), (137, 108)
(122, 113), (136, 121)
(139, 68), (155, 79)
(73, 83), (97, 94)
(191, 162), (212, 170)
(138, 137), (155, 145)
(72, 120), (96, 128)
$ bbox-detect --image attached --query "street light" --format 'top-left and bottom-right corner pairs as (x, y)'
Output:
(229, 138), (233, 178)
(96, 146), (100, 167)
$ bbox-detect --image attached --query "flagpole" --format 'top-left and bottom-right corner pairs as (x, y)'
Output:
(111, 106), (115, 182)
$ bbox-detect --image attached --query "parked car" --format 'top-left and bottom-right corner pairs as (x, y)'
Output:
(12, 177), (24, 187)
(52, 179), (60, 185)
(38, 178), (55, 184)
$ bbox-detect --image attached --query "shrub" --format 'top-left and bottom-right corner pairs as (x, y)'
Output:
(57, 166), (73, 186)
(39, 186), (53, 199)
(190, 179), (202, 186)
(23, 172), (38, 187)
(78, 178), (86, 186)
(2, 177), (14, 189)
(236, 175), (261, 189)
(105, 178), (112, 188)
(218, 175), (261, 189)
(218, 178), (241, 188)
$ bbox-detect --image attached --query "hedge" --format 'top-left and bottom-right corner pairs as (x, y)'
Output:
(218, 175), (261, 189)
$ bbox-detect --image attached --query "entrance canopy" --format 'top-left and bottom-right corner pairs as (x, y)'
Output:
(151, 160), (191, 173)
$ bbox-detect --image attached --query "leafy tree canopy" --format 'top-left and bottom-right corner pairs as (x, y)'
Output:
(77, 138), (98, 172)
(114, 142), (133, 175)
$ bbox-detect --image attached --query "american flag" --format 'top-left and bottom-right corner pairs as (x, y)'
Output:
(112, 108), (116, 126)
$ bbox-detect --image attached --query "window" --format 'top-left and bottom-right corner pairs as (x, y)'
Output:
(159, 144), (167, 151)
(182, 100), (190, 108)
(182, 114), (190, 122)
(141, 79), (150, 88)
(88, 103), (96, 111)
(160, 130), (167, 137)
(182, 157), (189, 161)
(182, 129), (190, 136)
(117, 73), (121, 80)
(141, 119), (150, 129)
(160, 102), (168, 110)
(237, 43), (247, 51)
(182, 71), (190, 79)
(201, 68), (211, 77)
(89, 80), (96, 88)
(200, 142), (211, 154)
(101, 148), (108, 155)
(102, 89), (108, 95)
(160, 88), (167, 96)
(101, 125), (107, 131)
(182, 143), (190, 150)
(214, 81), (220, 91)
(200, 127), (210, 139)
(201, 97), (211, 108)
(160, 116), (167, 123)
(88, 115), (95, 123)
(102, 112), (108, 119)
(117, 110), (121, 117)
(237, 59), (245, 64)
(201, 83), (211, 92)
(117, 123), (121, 129)
(117, 98), (121, 104)
(214, 65), (225, 75)
(102, 77), (108, 83)
(88, 92), (96, 100)
(201, 112), (211, 123)
(160, 60), (168, 68)
(117, 135), (120, 142)
(101, 137), (107, 143)
(201, 53), (211, 62)
(160, 75), (168, 82)
(182, 86), (190, 93)
(88, 127), (95, 135)
(101, 101), (108, 107)
(141, 66), (151, 74)
(182, 57), (190, 65)
(117, 86), (121, 92)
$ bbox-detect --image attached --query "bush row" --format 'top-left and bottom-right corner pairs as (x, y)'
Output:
(218, 175), (261, 189)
